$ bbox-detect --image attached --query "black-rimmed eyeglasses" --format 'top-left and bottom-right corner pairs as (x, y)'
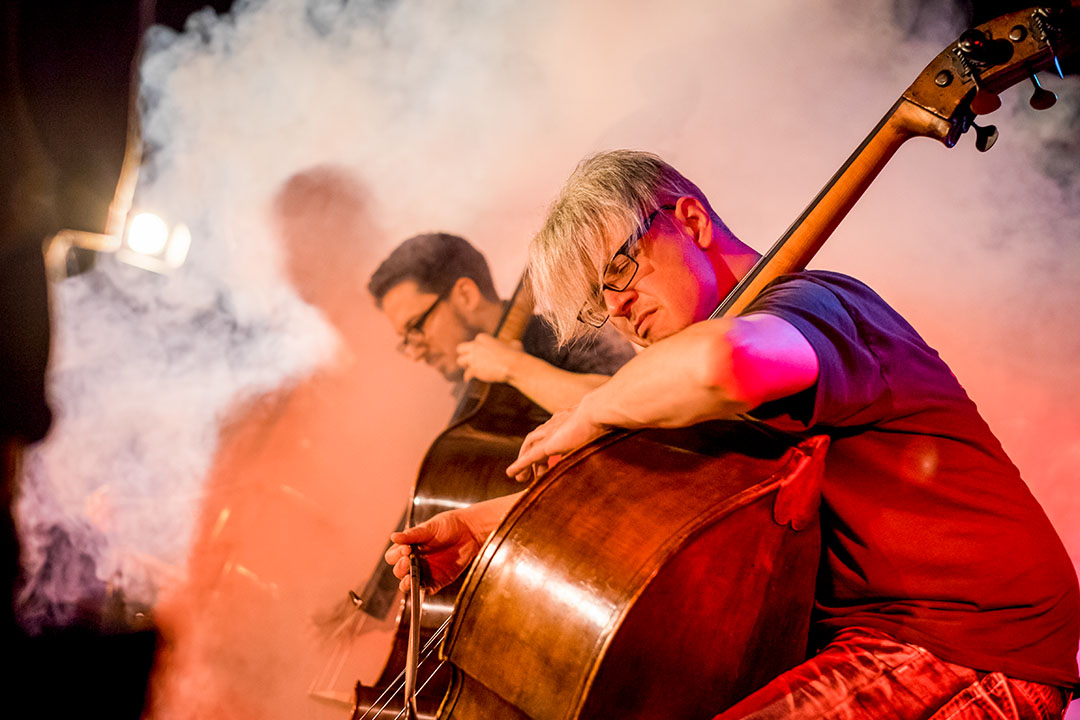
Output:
(397, 286), (452, 354)
(578, 204), (676, 328)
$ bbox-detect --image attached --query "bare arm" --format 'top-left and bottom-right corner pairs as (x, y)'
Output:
(457, 333), (611, 413)
(507, 314), (818, 480)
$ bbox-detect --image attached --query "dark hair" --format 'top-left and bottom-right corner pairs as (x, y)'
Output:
(368, 233), (500, 306)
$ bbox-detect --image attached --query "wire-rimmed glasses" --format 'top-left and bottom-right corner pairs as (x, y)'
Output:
(578, 204), (675, 328)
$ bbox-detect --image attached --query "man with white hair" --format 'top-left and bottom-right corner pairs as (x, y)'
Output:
(387, 150), (1079, 719)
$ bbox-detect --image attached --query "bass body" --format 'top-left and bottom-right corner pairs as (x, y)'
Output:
(441, 423), (825, 720)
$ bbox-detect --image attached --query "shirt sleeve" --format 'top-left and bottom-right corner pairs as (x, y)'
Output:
(742, 274), (893, 429)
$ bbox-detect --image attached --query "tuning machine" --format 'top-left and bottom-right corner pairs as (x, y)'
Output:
(972, 122), (999, 152)
(1028, 72), (1057, 110)
(952, 28), (1012, 115)
(957, 112), (999, 152)
(1019, 7), (1066, 110)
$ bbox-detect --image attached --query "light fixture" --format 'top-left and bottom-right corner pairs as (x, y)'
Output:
(115, 211), (192, 273)
(41, 31), (193, 281)
(43, 212), (192, 281)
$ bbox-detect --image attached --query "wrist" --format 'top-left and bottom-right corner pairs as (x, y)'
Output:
(502, 349), (526, 385)
(461, 492), (518, 542)
(577, 388), (605, 429)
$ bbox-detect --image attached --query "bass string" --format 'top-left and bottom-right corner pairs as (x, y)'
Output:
(391, 656), (449, 720)
(355, 646), (441, 720)
(353, 615), (454, 720)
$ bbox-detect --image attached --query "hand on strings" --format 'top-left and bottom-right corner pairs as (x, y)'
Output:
(456, 333), (524, 384)
(385, 510), (485, 593)
(506, 405), (607, 483)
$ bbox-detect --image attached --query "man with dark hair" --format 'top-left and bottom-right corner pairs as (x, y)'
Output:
(369, 232), (501, 306)
(369, 232), (635, 413)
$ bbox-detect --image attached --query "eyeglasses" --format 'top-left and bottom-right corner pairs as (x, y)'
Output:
(397, 286), (451, 355)
(578, 204), (676, 328)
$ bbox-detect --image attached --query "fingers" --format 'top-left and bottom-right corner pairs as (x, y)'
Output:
(386, 524), (433, 586)
(393, 554), (411, 579)
(456, 342), (472, 366)
(383, 510), (481, 593)
(456, 342), (485, 382)
(514, 462), (545, 484)
(456, 335), (517, 385)
(507, 422), (552, 479)
(456, 348), (474, 382)
(507, 441), (550, 480)
(390, 520), (439, 547)
(384, 542), (410, 566)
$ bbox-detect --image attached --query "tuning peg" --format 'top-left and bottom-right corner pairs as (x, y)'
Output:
(973, 122), (999, 152)
(969, 83), (1001, 115)
(1028, 73), (1057, 110)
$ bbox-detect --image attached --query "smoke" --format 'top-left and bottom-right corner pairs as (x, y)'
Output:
(16, 0), (1079, 718)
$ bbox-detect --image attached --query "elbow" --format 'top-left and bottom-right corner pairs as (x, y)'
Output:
(696, 322), (763, 412)
(697, 317), (817, 412)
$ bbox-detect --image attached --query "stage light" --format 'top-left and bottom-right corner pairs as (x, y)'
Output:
(38, 29), (193, 281)
(126, 213), (169, 255)
(43, 212), (192, 280)
(115, 212), (192, 273)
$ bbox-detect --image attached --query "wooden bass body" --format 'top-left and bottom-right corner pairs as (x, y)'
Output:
(440, 423), (826, 720)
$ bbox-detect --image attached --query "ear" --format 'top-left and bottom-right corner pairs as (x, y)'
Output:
(448, 276), (483, 312)
(674, 196), (714, 250)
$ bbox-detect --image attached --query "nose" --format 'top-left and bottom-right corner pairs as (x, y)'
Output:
(603, 286), (636, 320)
(400, 340), (427, 362)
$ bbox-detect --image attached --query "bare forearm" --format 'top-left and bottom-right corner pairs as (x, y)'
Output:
(580, 316), (818, 431)
(461, 491), (525, 539)
(506, 353), (611, 414)
(506, 315), (818, 483)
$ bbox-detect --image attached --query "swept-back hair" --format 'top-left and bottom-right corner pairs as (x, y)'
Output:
(528, 150), (728, 345)
(368, 232), (499, 306)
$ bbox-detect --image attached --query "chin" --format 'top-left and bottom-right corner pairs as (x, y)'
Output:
(442, 367), (466, 383)
(637, 321), (668, 346)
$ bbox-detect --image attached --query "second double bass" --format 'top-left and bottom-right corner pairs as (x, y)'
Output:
(352, 280), (552, 720)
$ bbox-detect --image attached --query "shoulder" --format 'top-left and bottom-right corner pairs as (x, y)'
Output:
(745, 270), (914, 342)
(748, 270), (882, 313)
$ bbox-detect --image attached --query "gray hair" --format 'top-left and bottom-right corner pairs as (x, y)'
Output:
(528, 150), (727, 345)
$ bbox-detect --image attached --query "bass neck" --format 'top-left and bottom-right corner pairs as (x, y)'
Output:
(448, 274), (536, 425)
(714, 3), (1079, 318)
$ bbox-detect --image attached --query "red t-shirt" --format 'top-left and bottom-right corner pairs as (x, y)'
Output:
(746, 271), (1080, 687)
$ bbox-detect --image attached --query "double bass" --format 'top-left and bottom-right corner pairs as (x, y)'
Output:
(375, 5), (1080, 719)
(351, 279), (552, 719)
